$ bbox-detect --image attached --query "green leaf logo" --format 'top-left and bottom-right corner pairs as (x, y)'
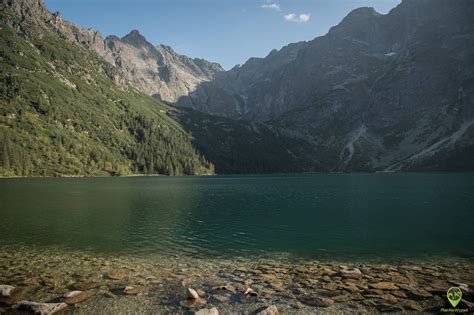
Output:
(447, 287), (462, 308)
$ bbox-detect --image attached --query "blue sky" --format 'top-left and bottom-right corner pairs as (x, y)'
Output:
(44, 0), (401, 70)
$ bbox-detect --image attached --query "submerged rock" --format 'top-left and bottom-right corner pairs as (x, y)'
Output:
(378, 294), (398, 303)
(376, 304), (404, 312)
(256, 305), (279, 315)
(0, 285), (15, 297)
(340, 268), (362, 278)
(193, 307), (219, 315)
(71, 281), (101, 291)
(182, 287), (207, 308)
(18, 278), (39, 286)
(332, 294), (353, 302)
(181, 297), (207, 308)
(243, 288), (258, 297)
(234, 283), (248, 293)
(448, 280), (470, 292)
(401, 300), (423, 311)
(62, 290), (93, 304)
(101, 291), (116, 299)
(299, 296), (334, 307)
(321, 268), (337, 276)
(12, 300), (67, 314)
(405, 288), (433, 298)
(461, 299), (474, 308)
(369, 282), (399, 290)
(341, 283), (360, 293)
(106, 271), (126, 280)
(211, 294), (230, 303)
(0, 286), (29, 305)
(322, 282), (338, 291)
(364, 288), (384, 296)
(123, 285), (146, 295)
(259, 289), (275, 298)
(212, 285), (236, 293)
(187, 287), (200, 300)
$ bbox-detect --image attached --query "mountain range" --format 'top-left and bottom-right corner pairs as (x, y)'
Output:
(1, 0), (473, 176)
(179, 0), (474, 171)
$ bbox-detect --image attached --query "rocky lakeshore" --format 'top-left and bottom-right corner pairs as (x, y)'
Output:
(0, 246), (473, 314)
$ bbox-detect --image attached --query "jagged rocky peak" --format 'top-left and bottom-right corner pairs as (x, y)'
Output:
(2, 0), (55, 37)
(328, 7), (382, 36)
(193, 58), (224, 74)
(157, 43), (174, 52)
(121, 29), (150, 47)
(4, 0), (50, 20)
(341, 7), (380, 22)
(97, 28), (224, 102)
(3, 0), (224, 103)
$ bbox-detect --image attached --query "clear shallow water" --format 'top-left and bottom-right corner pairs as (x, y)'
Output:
(0, 174), (473, 261)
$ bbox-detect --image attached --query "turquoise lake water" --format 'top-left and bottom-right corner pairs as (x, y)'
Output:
(0, 174), (473, 261)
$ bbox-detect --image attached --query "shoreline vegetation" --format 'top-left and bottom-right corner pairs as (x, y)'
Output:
(2, 170), (474, 179)
(0, 246), (473, 314)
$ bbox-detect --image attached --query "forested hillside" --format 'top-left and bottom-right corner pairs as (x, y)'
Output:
(0, 4), (213, 176)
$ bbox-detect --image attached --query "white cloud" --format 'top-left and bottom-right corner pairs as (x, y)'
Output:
(284, 13), (296, 21)
(284, 13), (311, 23)
(261, 3), (281, 11)
(299, 13), (311, 23)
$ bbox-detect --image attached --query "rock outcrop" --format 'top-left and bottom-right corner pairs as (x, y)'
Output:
(52, 23), (223, 102)
(55, 24), (224, 102)
(1, 0), (223, 103)
(99, 30), (223, 102)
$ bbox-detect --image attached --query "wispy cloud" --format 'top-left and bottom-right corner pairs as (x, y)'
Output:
(284, 13), (311, 23)
(261, 2), (281, 11)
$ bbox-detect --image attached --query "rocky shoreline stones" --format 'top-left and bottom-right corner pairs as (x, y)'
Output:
(0, 246), (473, 314)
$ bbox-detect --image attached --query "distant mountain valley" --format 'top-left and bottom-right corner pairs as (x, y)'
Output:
(1, 0), (473, 176)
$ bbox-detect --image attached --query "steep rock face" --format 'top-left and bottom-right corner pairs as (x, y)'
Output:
(3, 0), (224, 103)
(177, 40), (309, 117)
(177, 0), (474, 171)
(100, 30), (224, 102)
(53, 23), (224, 103)
(1, 0), (51, 22)
(181, 0), (473, 121)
